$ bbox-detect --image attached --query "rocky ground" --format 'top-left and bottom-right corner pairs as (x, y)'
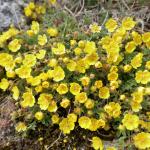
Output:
(0, 0), (29, 31)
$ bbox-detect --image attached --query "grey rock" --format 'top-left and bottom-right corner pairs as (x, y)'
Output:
(0, 0), (28, 31)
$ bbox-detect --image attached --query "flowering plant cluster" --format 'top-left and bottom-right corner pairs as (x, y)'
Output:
(0, 2), (150, 149)
(24, 2), (46, 19)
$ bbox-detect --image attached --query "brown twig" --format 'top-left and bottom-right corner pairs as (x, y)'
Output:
(121, 0), (130, 10)
(75, 0), (85, 17)
(47, 132), (62, 149)
(64, 5), (76, 20)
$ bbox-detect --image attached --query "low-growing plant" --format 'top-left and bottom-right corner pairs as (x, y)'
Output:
(0, 1), (150, 150)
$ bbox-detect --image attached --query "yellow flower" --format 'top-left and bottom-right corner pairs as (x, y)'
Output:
(131, 53), (143, 69)
(115, 56), (123, 65)
(104, 102), (121, 118)
(88, 118), (105, 131)
(120, 94), (126, 100)
(0, 27), (18, 46)
(87, 110), (93, 116)
(118, 124), (125, 131)
(12, 86), (19, 100)
(51, 114), (59, 124)
(131, 101), (142, 112)
(24, 6), (32, 17)
(70, 82), (81, 95)
(78, 116), (91, 129)
(84, 99), (94, 109)
(42, 81), (49, 88)
(142, 32), (150, 43)
(112, 32), (123, 44)
(74, 47), (82, 55)
(35, 111), (44, 121)
(135, 70), (150, 84)
(15, 65), (31, 79)
(48, 58), (57, 67)
(53, 66), (65, 82)
(6, 70), (16, 78)
(133, 132), (150, 149)
(146, 61), (150, 70)
(98, 119), (106, 128)
(122, 114), (139, 130)
(140, 121), (150, 131)
(78, 40), (85, 48)
(89, 23), (101, 33)
(146, 40), (150, 49)
(85, 52), (99, 65)
(107, 71), (118, 81)
(31, 21), (39, 34)
(114, 54), (123, 65)
(0, 53), (14, 70)
(95, 61), (102, 68)
(0, 78), (9, 91)
(132, 91), (143, 103)
(122, 17), (136, 30)
(8, 39), (21, 52)
(123, 64), (132, 73)
(80, 76), (90, 86)
(110, 81), (119, 89)
(99, 86), (110, 99)
(63, 57), (69, 64)
(38, 34), (47, 46)
(35, 85), (43, 93)
(99, 36), (111, 49)
(59, 118), (75, 134)
(91, 136), (103, 150)
(15, 56), (22, 64)
(137, 86), (145, 93)
(125, 41), (136, 53)
(60, 98), (70, 108)
(105, 18), (117, 32)
(105, 41), (120, 54)
(28, 2), (35, 9)
(26, 30), (34, 36)
(107, 51), (119, 64)
(75, 92), (87, 103)
(74, 107), (81, 115)
(38, 93), (53, 110)
(94, 80), (103, 89)
(23, 54), (36, 67)
(52, 43), (65, 55)
(35, 5), (46, 15)
(90, 85), (96, 92)
(36, 49), (46, 59)
(38, 72), (48, 81)
(27, 76), (41, 86)
(21, 90), (35, 108)
(132, 31), (142, 45)
(47, 69), (53, 78)
(48, 100), (57, 112)
(110, 66), (118, 72)
(47, 27), (58, 37)
(84, 41), (97, 54)
(115, 27), (126, 37)
(15, 122), (27, 132)
(56, 83), (68, 94)
(67, 113), (77, 123)
(145, 87), (150, 95)
(76, 59), (88, 73)
(70, 40), (77, 46)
